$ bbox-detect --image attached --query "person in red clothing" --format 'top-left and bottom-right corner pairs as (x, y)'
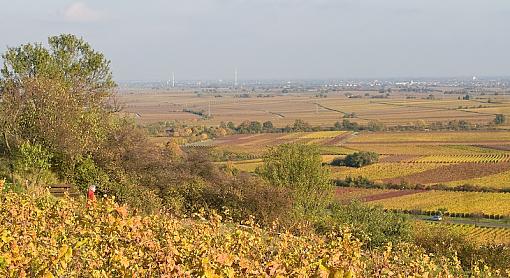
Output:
(87, 184), (96, 207)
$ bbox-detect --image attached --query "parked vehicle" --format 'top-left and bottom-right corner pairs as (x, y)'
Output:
(430, 215), (443, 221)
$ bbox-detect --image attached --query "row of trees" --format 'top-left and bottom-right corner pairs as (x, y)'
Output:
(216, 115), (507, 136)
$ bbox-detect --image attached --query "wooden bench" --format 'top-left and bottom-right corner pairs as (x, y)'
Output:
(49, 184), (80, 198)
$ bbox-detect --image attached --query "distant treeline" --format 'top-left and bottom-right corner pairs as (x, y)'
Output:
(222, 115), (506, 135)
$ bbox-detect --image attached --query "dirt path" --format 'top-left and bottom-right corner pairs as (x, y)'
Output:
(325, 132), (355, 146)
(362, 190), (424, 202)
(335, 187), (424, 202)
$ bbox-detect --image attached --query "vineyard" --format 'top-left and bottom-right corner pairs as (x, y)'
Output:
(348, 131), (510, 144)
(370, 190), (510, 216)
(425, 222), (510, 245)
(342, 144), (502, 156)
(447, 170), (510, 189)
(412, 154), (510, 163)
(299, 131), (348, 139)
(3, 191), (503, 277)
(383, 163), (510, 187)
(330, 162), (445, 181)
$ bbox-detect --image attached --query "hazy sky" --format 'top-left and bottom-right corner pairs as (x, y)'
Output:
(0, 0), (509, 81)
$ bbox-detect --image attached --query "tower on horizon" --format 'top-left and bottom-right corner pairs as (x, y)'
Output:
(234, 68), (238, 88)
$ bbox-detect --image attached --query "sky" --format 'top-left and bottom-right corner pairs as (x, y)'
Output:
(0, 0), (509, 81)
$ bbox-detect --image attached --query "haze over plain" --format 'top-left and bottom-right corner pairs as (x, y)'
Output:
(0, 0), (509, 81)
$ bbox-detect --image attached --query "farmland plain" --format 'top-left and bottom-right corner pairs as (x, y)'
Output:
(121, 88), (510, 241)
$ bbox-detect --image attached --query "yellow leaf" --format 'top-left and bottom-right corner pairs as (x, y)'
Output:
(57, 245), (69, 260)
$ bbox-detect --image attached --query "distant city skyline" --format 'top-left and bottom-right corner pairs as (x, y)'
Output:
(1, 0), (509, 81)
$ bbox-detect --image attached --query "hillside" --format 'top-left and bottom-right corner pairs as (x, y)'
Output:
(0, 191), (505, 277)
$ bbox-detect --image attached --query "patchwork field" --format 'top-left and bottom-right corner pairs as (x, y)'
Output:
(124, 89), (510, 244)
(212, 131), (352, 155)
(208, 129), (510, 189)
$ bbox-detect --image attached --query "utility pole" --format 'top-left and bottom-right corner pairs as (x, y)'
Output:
(208, 99), (211, 117)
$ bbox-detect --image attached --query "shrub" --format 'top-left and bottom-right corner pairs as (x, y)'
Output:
(343, 151), (379, 168)
(258, 144), (333, 217)
(13, 142), (57, 186)
(73, 156), (110, 192)
(322, 201), (412, 248)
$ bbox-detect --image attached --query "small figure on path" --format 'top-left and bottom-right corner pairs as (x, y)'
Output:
(87, 184), (96, 207)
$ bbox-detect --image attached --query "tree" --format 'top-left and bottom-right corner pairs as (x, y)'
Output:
(226, 121), (236, 130)
(0, 34), (116, 178)
(343, 151), (379, 168)
(248, 121), (262, 133)
(292, 119), (311, 132)
(367, 120), (384, 131)
(14, 141), (56, 187)
(1, 34), (114, 97)
(342, 119), (360, 131)
(258, 144), (333, 216)
(495, 114), (506, 125)
(262, 121), (274, 130)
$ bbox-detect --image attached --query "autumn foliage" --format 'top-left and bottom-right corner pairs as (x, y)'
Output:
(1, 191), (508, 277)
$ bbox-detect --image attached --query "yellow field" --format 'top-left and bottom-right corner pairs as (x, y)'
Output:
(330, 163), (445, 181)
(446, 170), (510, 189)
(343, 144), (504, 156)
(227, 155), (341, 172)
(299, 131), (347, 139)
(413, 154), (510, 163)
(420, 222), (510, 245)
(370, 191), (510, 216)
(349, 131), (510, 143)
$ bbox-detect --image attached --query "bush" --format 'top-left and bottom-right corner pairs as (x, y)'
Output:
(342, 151), (379, 168)
(321, 201), (412, 248)
(330, 157), (345, 166)
(258, 144), (333, 217)
(412, 222), (510, 271)
(73, 156), (110, 192)
(13, 142), (57, 187)
(0, 191), (504, 277)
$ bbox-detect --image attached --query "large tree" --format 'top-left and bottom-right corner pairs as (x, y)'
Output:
(0, 34), (116, 177)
